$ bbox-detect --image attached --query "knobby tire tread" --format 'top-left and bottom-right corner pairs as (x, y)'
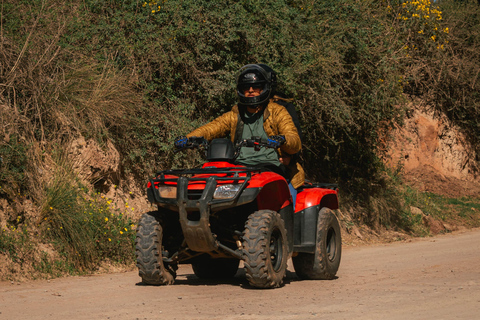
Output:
(243, 210), (288, 289)
(293, 207), (341, 280)
(135, 212), (175, 285)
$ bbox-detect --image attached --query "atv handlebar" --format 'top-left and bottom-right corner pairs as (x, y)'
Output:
(236, 137), (272, 151)
(174, 136), (208, 151)
(174, 136), (278, 160)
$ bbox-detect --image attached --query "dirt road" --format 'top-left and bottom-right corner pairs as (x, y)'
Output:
(1, 229), (479, 320)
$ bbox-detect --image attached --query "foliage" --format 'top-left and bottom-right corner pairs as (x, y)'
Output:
(40, 152), (135, 270)
(427, 0), (480, 161)
(0, 134), (28, 198)
(0, 225), (34, 265)
(399, 186), (480, 236)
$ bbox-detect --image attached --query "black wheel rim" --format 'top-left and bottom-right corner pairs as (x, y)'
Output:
(326, 227), (337, 262)
(270, 228), (283, 272)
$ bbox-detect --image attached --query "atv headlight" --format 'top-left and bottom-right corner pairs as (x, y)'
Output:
(213, 184), (241, 199)
(157, 185), (177, 198)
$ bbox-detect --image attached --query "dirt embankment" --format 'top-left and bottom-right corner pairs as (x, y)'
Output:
(386, 105), (480, 198)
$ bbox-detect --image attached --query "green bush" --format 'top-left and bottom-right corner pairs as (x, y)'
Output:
(0, 135), (28, 198)
(40, 153), (135, 270)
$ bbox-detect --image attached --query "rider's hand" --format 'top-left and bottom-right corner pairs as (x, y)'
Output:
(174, 135), (189, 149)
(266, 135), (286, 148)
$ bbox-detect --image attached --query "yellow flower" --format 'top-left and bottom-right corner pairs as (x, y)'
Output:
(105, 217), (108, 222)
(108, 238), (111, 241)
(418, 30), (424, 34)
(50, 207), (53, 210)
(124, 228), (128, 232)
(444, 27), (449, 33)
(120, 231), (123, 235)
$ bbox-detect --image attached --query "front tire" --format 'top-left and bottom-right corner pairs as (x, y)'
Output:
(135, 211), (176, 285)
(243, 210), (288, 288)
(293, 207), (341, 280)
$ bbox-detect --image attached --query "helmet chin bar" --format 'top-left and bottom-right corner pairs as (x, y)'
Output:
(237, 85), (271, 106)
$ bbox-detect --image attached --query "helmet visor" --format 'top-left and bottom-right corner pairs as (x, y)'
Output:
(238, 82), (265, 94)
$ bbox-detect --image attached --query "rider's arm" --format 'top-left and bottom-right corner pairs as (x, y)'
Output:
(273, 106), (302, 155)
(186, 111), (234, 141)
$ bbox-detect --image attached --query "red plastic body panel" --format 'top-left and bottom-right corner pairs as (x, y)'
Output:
(201, 161), (244, 169)
(256, 180), (292, 211)
(147, 174), (179, 189)
(295, 188), (339, 212)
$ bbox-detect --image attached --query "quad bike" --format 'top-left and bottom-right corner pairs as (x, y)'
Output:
(135, 137), (341, 288)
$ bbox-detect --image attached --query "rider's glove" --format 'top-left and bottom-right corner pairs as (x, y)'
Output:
(174, 135), (189, 149)
(266, 135), (286, 148)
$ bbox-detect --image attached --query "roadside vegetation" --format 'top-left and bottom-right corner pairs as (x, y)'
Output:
(1, 0), (479, 280)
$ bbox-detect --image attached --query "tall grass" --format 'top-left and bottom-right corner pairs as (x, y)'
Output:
(40, 151), (136, 270)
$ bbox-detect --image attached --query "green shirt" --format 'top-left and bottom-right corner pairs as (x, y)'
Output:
(236, 111), (281, 167)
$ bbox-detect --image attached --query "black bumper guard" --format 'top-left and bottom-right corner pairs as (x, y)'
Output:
(148, 167), (259, 253)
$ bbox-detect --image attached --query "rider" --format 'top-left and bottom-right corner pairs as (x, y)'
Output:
(175, 64), (305, 203)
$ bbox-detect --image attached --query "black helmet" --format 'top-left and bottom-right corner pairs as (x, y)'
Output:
(236, 64), (277, 107)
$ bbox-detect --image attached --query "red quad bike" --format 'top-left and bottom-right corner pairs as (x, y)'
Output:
(135, 137), (341, 288)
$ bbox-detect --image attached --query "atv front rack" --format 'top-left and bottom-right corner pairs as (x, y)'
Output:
(147, 167), (263, 253)
(147, 167), (262, 207)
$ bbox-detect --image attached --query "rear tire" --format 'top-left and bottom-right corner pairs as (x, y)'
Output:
(135, 211), (176, 285)
(243, 210), (288, 288)
(293, 207), (341, 280)
(192, 256), (239, 279)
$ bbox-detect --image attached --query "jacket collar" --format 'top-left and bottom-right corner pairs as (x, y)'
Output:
(233, 100), (272, 121)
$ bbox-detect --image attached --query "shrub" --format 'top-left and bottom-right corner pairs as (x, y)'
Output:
(0, 134), (28, 198)
(40, 152), (135, 270)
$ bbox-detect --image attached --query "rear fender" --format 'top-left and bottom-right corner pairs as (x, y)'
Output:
(295, 188), (338, 212)
(293, 188), (339, 253)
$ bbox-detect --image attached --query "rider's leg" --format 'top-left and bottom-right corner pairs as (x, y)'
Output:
(288, 182), (297, 211)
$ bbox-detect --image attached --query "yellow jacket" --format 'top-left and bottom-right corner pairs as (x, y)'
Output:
(187, 100), (305, 188)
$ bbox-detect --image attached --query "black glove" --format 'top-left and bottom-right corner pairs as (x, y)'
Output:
(174, 136), (189, 149)
(266, 135), (286, 148)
